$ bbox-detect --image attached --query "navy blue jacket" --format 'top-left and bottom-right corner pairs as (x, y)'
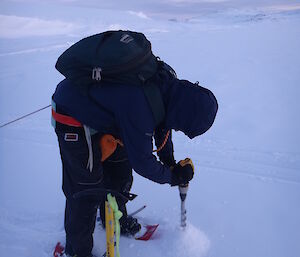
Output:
(52, 72), (218, 185)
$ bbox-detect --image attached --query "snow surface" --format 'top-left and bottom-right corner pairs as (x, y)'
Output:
(0, 1), (300, 257)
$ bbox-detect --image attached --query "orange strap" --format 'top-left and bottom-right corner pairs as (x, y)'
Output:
(153, 130), (170, 153)
(52, 109), (82, 127)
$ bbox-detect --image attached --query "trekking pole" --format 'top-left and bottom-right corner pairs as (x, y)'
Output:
(0, 104), (51, 128)
(128, 205), (146, 217)
(179, 183), (189, 228)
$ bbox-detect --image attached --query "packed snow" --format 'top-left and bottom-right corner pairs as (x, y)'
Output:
(0, 1), (300, 257)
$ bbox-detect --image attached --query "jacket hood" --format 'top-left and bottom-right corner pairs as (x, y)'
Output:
(159, 76), (218, 139)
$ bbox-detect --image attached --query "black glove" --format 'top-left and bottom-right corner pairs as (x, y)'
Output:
(170, 158), (194, 186)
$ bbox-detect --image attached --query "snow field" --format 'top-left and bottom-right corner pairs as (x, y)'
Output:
(1, 1), (300, 257)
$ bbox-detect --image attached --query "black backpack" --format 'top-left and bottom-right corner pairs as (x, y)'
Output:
(55, 30), (172, 127)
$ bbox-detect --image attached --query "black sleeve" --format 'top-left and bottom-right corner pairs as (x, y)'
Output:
(154, 128), (176, 167)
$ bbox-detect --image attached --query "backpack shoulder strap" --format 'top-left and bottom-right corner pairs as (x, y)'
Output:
(141, 60), (176, 128)
(142, 81), (165, 128)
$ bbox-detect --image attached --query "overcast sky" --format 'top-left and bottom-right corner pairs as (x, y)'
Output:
(2, 0), (300, 22)
(3, 0), (300, 11)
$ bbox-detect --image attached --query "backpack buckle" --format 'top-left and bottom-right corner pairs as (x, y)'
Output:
(92, 67), (102, 81)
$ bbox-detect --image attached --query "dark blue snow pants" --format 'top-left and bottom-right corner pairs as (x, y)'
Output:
(55, 125), (132, 257)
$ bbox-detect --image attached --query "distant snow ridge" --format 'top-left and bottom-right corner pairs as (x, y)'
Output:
(128, 11), (150, 19)
(0, 15), (80, 38)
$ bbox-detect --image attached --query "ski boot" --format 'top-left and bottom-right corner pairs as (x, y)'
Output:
(100, 200), (141, 236)
(119, 215), (141, 236)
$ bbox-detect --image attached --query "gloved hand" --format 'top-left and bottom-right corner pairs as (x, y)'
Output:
(170, 158), (194, 186)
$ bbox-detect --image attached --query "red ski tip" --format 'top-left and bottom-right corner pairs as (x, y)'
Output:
(135, 224), (159, 241)
(53, 242), (65, 257)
